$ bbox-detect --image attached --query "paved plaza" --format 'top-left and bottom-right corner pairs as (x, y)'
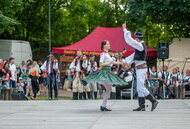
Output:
(0, 100), (190, 129)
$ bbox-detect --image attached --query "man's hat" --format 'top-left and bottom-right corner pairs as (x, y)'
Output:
(134, 32), (144, 38)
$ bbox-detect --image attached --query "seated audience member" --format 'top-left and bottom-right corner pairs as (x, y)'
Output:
(168, 67), (182, 99)
(116, 64), (133, 99)
(182, 69), (190, 97)
(148, 66), (159, 96)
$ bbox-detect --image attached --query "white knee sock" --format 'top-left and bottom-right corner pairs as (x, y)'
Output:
(101, 83), (112, 107)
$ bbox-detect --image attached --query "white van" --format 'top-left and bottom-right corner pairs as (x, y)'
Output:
(0, 40), (32, 65)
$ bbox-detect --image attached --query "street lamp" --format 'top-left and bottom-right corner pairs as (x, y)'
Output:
(48, 0), (51, 52)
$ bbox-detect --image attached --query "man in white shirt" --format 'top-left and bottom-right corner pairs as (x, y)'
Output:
(87, 54), (98, 99)
(122, 24), (158, 111)
(168, 67), (182, 99)
(41, 52), (59, 100)
(69, 50), (88, 100)
(9, 57), (17, 89)
(157, 65), (171, 98)
(116, 64), (133, 99)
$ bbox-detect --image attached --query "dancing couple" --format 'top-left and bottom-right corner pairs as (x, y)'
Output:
(82, 24), (158, 112)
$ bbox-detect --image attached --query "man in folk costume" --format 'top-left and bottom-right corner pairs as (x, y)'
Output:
(87, 54), (98, 99)
(181, 69), (190, 98)
(168, 67), (182, 99)
(81, 54), (91, 99)
(158, 65), (171, 98)
(122, 24), (158, 111)
(69, 50), (88, 100)
(111, 51), (123, 99)
(41, 52), (59, 100)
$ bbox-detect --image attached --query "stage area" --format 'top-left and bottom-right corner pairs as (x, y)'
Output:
(0, 100), (190, 129)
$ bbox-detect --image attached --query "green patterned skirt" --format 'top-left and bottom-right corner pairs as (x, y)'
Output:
(82, 66), (128, 86)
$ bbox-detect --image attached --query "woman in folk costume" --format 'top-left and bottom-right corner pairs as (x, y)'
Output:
(82, 40), (128, 111)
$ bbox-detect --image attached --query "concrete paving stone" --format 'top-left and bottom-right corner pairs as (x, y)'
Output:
(0, 100), (190, 129)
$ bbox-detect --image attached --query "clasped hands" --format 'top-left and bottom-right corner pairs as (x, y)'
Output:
(109, 61), (128, 67)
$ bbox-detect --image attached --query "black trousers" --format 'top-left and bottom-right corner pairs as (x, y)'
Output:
(116, 84), (132, 99)
(48, 73), (58, 99)
(31, 76), (39, 98)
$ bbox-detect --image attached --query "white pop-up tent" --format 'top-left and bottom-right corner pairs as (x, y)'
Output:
(157, 38), (190, 74)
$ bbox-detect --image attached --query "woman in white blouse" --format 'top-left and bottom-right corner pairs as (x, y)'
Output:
(82, 40), (128, 111)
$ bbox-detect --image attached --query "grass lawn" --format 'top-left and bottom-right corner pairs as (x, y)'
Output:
(29, 95), (72, 100)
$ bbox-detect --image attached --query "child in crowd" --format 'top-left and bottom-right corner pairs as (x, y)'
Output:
(17, 77), (24, 94)
(42, 71), (48, 95)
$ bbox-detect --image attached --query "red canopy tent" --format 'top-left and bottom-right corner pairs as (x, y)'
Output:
(52, 27), (157, 57)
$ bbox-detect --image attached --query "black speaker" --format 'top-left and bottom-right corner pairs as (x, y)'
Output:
(11, 92), (28, 100)
(157, 42), (169, 59)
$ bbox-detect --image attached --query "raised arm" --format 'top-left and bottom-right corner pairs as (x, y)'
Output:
(122, 24), (143, 51)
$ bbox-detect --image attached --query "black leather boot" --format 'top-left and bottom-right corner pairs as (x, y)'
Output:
(94, 92), (97, 99)
(146, 94), (158, 111)
(79, 93), (83, 100)
(87, 92), (91, 99)
(110, 92), (113, 99)
(83, 92), (87, 100)
(100, 106), (112, 111)
(133, 97), (145, 111)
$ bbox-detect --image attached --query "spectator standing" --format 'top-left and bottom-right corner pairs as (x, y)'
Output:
(29, 61), (39, 99)
(26, 61), (33, 97)
(42, 71), (48, 95)
(9, 57), (17, 91)
(38, 61), (44, 89)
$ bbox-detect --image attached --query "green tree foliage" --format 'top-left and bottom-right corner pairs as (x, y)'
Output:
(0, 0), (129, 52)
(126, 0), (190, 47)
(0, 0), (22, 34)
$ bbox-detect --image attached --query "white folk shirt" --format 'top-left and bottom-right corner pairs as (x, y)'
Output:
(9, 64), (17, 81)
(99, 52), (114, 66)
(123, 28), (146, 66)
(87, 61), (98, 73)
(183, 76), (190, 83)
(69, 58), (88, 72)
(41, 60), (58, 74)
(169, 73), (182, 86)
(158, 71), (171, 80)
(124, 71), (133, 82)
